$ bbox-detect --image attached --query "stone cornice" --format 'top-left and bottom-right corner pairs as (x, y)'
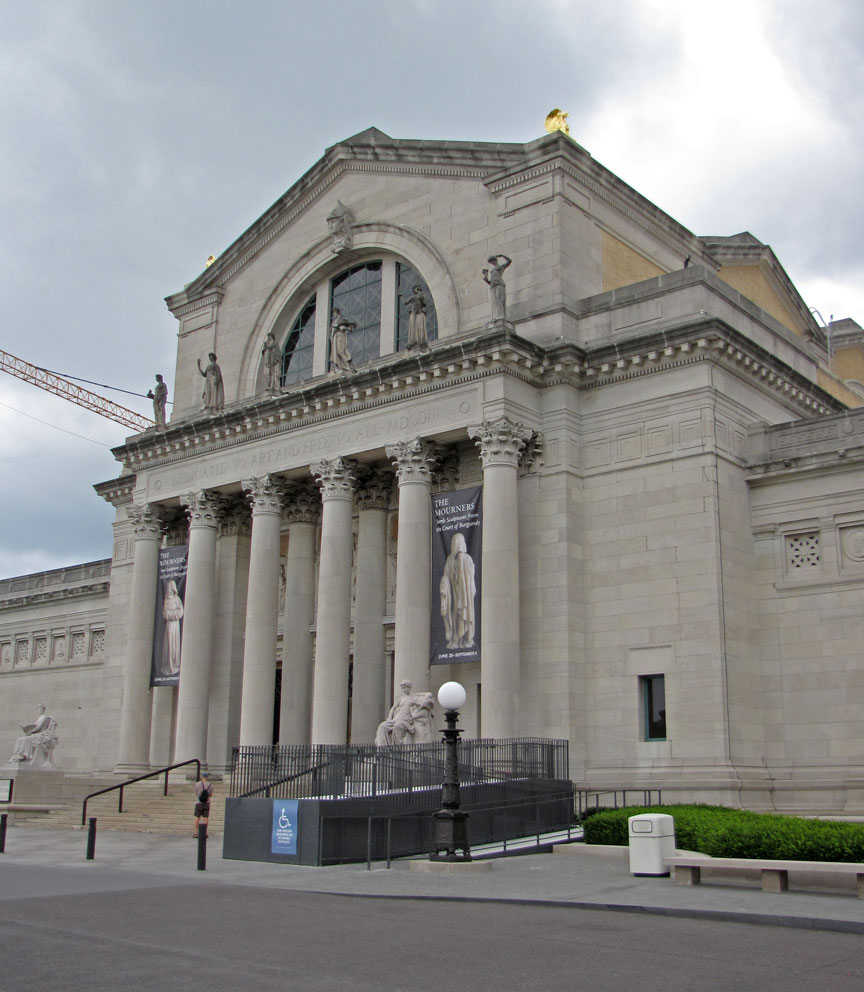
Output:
(108, 313), (844, 481)
(0, 560), (111, 610)
(94, 475), (136, 506)
(746, 408), (864, 481)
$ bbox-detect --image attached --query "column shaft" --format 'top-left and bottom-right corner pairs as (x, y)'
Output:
(352, 504), (389, 742)
(387, 440), (436, 692)
(174, 491), (222, 765)
(310, 459), (355, 743)
(469, 418), (531, 739)
(238, 476), (285, 747)
(280, 514), (318, 745)
(115, 505), (163, 773)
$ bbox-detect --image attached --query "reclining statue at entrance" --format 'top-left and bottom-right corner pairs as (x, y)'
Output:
(375, 681), (435, 745)
(7, 703), (59, 768)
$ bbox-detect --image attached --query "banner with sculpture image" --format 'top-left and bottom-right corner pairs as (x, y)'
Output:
(430, 486), (482, 665)
(150, 545), (188, 687)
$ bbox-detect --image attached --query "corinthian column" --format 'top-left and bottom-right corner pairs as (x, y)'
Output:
(468, 417), (532, 739)
(352, 468), (393, 743)
(279, 484), (320, 745)
(115, 504), (165, 774)
(310, 457), (356, 743)
(386, 439), (438, 692)
(174, 490), (224, 765)
(238, 475), (286, 747)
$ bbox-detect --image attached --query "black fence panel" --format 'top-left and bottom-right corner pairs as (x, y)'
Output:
(230, 738), (569, 802)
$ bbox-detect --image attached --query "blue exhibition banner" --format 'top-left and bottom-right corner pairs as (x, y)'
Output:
(271, 799), (299, 855)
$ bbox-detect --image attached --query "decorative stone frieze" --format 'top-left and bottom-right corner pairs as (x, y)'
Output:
(282, 483), (322, 525)
(314, 457), (357, 499)
(386, 438), (439, 483)
(355, 467), (393, 510)
(468, 417), (533, 469)
(180, 490), (226, 528)
(242, 474), (287, 515)
(127, 504), (168, 541)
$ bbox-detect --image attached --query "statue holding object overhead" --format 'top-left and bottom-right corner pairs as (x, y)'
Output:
(329, 308), (357, 374)
(482, 253), (512, 323)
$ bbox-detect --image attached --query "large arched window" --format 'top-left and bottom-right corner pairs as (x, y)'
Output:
(281, 296), (316, 387)
(278, 257), (438, 387)
(330, 261), (382, 368)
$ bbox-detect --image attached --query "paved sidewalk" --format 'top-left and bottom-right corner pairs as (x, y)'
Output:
(2, 824), (864, 933)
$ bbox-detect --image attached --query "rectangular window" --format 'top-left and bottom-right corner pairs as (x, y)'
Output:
(641, 675), (666, 741)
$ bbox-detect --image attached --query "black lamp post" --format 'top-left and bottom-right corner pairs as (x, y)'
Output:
(431, 681), (472, 862)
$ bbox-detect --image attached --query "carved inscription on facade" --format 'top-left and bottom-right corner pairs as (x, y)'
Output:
(147, 393), (478, 501)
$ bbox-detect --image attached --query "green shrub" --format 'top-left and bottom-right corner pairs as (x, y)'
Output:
(581, 804), (864, 862)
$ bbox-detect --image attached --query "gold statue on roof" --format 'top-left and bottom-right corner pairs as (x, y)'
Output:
(544, 109), (570, 136)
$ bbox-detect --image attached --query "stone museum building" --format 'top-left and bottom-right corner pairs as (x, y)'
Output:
(4, 126), (864, 812)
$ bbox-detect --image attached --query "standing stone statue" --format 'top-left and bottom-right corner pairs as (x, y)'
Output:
(161, 579), (184, 676)
(329, 309), (357, 374)
(482, 253), (512, 323)
(406, 284), (429, 352)
(147, 374), (168, 430)
(327, 200), (354, 254)
(261, 331), (281, 392)
(439, 532), (477, 649)
(197, 353), (225, 412)
(7, 703), (59, 767)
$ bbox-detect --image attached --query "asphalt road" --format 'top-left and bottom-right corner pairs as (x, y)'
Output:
(1, 870), (863, 992)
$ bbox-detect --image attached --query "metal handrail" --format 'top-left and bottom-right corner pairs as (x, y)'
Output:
(81, 758), (201, 825)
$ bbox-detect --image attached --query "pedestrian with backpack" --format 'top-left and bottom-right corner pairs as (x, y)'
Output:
(194, 772), (212, 838)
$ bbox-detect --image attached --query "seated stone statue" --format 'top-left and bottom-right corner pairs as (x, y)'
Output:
(375, 682), (435, 745)
(8, 703), (59, 768)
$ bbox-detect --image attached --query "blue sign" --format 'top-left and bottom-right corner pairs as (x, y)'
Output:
(271, 799), (298, 855)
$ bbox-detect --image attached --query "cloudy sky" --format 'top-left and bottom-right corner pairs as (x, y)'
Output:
(1, 0), (862, 579)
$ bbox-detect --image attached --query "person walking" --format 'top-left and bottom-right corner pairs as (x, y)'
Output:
(194, 772), (212, 838)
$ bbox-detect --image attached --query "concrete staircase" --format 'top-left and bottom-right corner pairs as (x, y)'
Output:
(9, 780), (226, 837)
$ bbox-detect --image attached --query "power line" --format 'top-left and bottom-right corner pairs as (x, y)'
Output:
(38, 367), (173, 404)
(0, 400), (113, 448)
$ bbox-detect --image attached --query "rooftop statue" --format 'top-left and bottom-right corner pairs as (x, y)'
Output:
(261, 332), (281, 393)
(197, 353), (225, 413)
(482, 254), (512, 323)
(147, 374), (168, 430)
(406, 284), (430, 352)
(330, 309), (358, 374)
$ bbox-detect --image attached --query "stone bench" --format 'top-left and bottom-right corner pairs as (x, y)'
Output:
(664, 854), (864, 897)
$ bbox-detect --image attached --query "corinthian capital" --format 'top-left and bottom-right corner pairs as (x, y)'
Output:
(180, 489), (226, 528)
(242, 474), (287, 515)
(468, 417), (533, 469)
(282, 482), (322, 525)
(313, 457), (357, 499)
(385, 438), (439, 484)
(355, 467), (394, 510)
(127, 503), (167, 541)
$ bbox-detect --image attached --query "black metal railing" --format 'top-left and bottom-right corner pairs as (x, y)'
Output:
(81, 758), (201, 825)
(230, 738), (568, 800)
(575, 788), (663, 820)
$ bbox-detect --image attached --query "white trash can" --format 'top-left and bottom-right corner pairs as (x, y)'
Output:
(628, 813), (675, 876)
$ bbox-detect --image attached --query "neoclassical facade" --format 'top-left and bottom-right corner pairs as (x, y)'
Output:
(4, 128), (864, 811)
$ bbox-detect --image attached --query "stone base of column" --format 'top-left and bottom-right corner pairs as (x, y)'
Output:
(112, 762), (152, 777)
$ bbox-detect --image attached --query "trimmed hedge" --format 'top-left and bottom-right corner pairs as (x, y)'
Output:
(581, 804), (864, 862)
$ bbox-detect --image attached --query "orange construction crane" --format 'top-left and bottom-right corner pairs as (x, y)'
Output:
(0, 349), (154, 433)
